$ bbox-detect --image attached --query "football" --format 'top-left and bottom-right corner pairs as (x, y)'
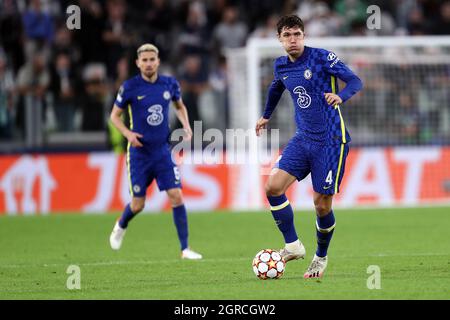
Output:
(252, 249), (286, 280)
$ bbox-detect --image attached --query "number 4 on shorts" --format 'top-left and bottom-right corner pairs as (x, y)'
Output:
(326, 170), (333, 184)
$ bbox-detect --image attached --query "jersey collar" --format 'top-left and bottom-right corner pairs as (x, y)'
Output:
(139, 73), (159, 84)
(286, 46), (310, 65)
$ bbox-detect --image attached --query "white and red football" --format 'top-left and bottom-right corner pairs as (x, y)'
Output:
(252, 249), (286, 280)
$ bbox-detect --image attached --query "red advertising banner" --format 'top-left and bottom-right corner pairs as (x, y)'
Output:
(1, 147), (449, 215)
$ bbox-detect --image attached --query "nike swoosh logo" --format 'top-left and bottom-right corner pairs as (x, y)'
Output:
(323, 185), (333, 190)
(137, 96), (146, 100)
(283, 76), (289, 80)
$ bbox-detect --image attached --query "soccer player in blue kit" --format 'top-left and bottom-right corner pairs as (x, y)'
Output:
(109, 44), (202, 260)
(255, 15), (363, 278)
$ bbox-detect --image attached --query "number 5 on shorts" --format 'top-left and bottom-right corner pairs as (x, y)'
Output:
(174, 167), (180, 182)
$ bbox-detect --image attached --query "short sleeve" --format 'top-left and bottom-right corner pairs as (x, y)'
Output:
(320, 49), (357, 81)
(171, 78), (181, 102)
(114, 83), (131, 109)
(319, 49), (363, 102)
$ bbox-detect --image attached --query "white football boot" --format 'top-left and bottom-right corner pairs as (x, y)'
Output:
(181, 248), (203, 260)
(304, 254), (328, 278)
(279, 239), (306, 262)
(109, 221), (126, 250)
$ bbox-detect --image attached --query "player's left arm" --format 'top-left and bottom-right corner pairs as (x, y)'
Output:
(170, 78), (192, 140)
(172, 99), (192, 141)
(322, 51), (363, 106)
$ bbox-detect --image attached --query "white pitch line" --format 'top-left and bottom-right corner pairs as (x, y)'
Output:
(1, 252), (449, 270)
(0, 257), (251, 269)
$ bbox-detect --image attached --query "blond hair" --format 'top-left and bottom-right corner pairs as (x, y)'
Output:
(137, 43), (159, 57)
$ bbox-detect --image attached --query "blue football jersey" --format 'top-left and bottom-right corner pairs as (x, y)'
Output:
(114, 74), (181, 154)
(264, 46), (363, 145)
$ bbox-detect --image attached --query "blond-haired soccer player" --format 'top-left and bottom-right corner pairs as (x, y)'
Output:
(109, 44), (202, 259)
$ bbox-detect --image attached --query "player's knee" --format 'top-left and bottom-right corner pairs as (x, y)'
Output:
(168, 189), (183, 207)
(314, 202), (331, 216)
(130, 201), (145, 213)
(265, 182), (285, 197)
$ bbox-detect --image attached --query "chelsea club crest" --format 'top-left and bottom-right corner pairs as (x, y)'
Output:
(163, 91), (171, 100)
(304, 69), (312, 80)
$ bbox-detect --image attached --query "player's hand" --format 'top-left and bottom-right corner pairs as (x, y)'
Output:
(255, 117), (269, 137)
(183, 127), (192, 141)
(324, 93), (343, 106)
(126, 131), (144, 147)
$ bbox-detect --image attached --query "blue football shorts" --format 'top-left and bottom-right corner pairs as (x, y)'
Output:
(276, 135), (350, 195)
(126, 146), (182, 197)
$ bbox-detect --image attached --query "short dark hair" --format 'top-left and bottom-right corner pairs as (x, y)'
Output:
(276, 15), (305, 34)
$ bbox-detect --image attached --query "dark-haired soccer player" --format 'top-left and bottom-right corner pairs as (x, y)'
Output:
(255, 15), (363, 278)
(109, 44), (202, 259)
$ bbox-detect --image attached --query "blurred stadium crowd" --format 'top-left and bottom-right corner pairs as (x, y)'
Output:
(0, 0), (450, 149)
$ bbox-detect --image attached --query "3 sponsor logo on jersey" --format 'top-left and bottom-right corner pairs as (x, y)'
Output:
(147, 104), (164, 126)
(293, 86), (312, 109)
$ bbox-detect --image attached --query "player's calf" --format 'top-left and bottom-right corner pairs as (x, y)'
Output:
(110, 199), (144, 251)
(267, 193), (304, 261)
(315, 210), (335, 258)
(130, 198), (145, 214)
(116, 200), (143, 230)
(167, 189), (203, 259)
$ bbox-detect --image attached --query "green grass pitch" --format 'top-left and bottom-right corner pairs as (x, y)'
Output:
(0, 207), (449, 299)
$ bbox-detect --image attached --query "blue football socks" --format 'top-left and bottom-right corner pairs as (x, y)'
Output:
(316, 210), (336, 257)
(173, 204), (189, 251)
(118, 203), (135, 229)
(267, 194), (298, 243)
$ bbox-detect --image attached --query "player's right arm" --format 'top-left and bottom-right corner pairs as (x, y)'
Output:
(110, 105), (143, 147)
(110, 83), (143, 147)
(256, 63), (286, 136)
